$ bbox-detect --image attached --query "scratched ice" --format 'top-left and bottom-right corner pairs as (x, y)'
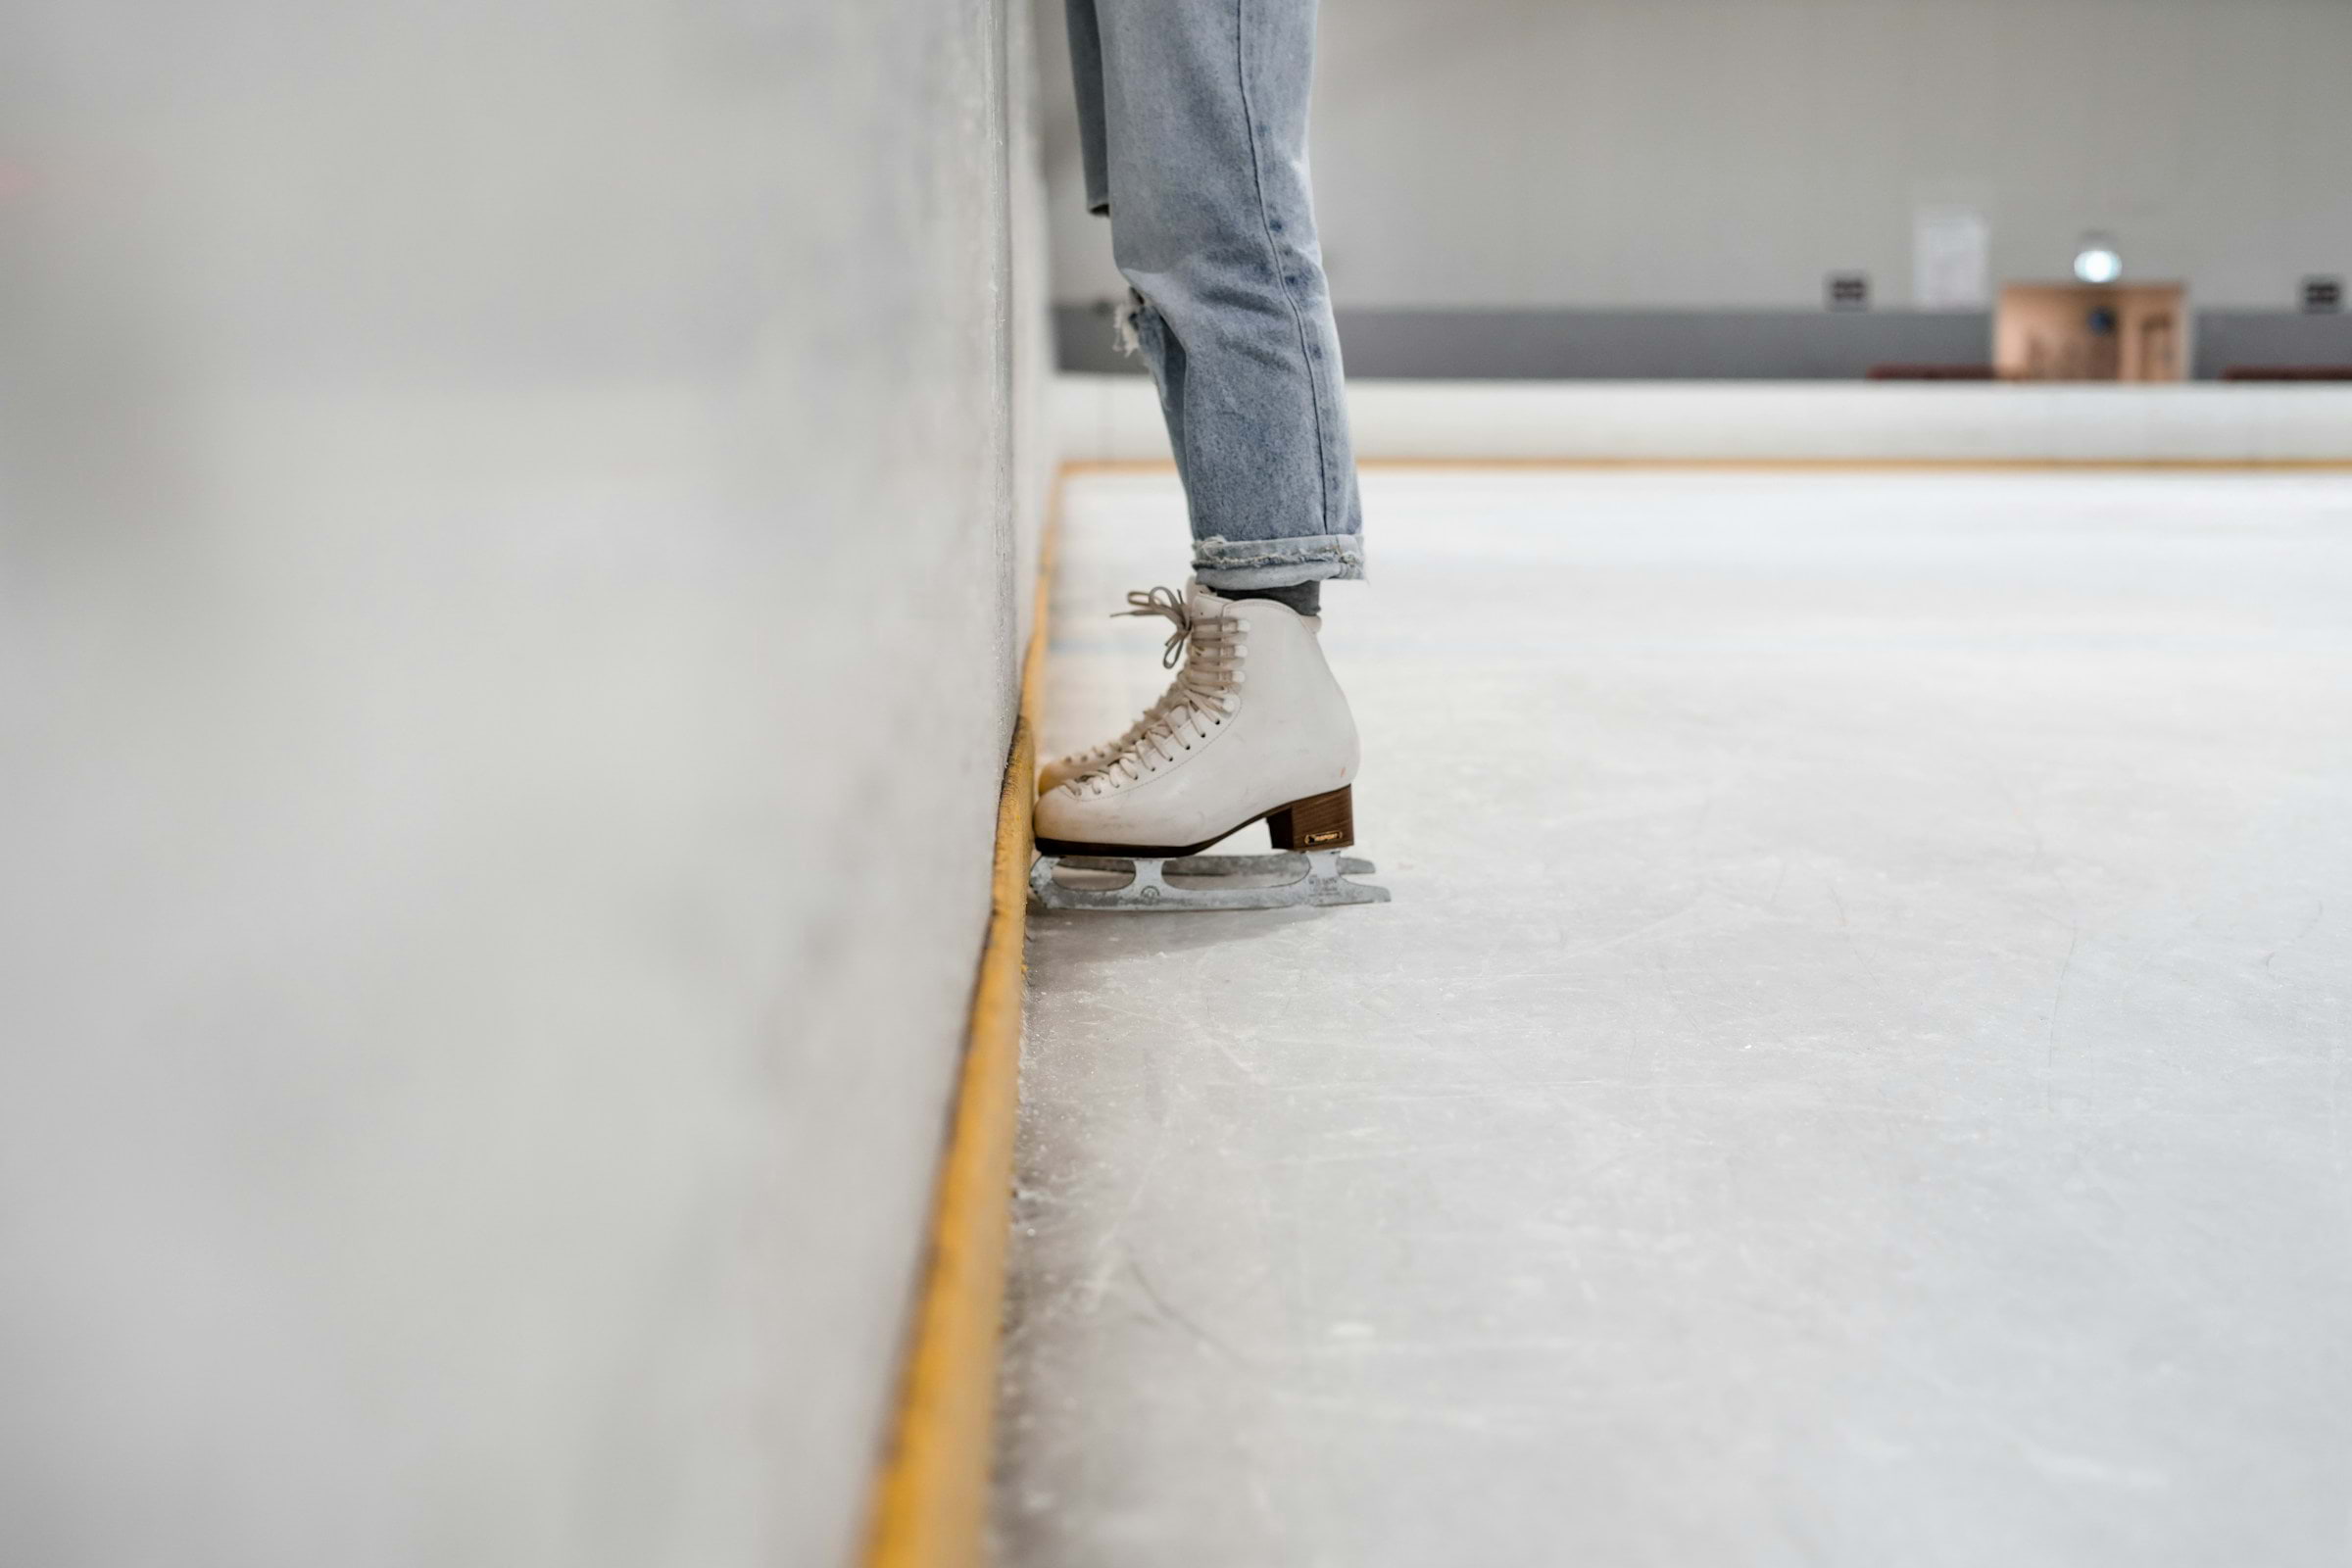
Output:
(999, 466), (2352, 1568)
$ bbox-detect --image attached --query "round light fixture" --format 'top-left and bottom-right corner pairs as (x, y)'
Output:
(2073, 233), (2123, 285)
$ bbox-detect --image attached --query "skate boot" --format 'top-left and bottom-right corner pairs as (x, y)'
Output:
(1030, 581), (1390, 911)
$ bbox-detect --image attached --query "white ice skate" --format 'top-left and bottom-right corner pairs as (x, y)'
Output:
(1030, 581), (1390, 911)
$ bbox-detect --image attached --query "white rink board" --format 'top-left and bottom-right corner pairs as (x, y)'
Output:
(1055, 373), (2352, 465)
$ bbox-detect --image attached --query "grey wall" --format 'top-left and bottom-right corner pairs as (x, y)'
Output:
(1055, 304), (2003, 379)
(1057, 305), (2352, 381)
(1040, 0), (2352, 359)
(0, 4), (1044, 1567)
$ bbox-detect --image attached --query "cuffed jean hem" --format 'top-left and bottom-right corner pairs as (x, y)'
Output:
(1193, 532), (1366, 592)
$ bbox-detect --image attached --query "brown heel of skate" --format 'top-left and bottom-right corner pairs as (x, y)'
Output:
(1266, 786), (1354, 852)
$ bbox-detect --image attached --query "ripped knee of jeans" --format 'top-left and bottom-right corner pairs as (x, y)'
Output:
(1109, 288), (1148, 359)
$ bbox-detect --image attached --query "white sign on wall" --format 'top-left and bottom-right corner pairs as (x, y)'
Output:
(1914, 207), (1990, 310)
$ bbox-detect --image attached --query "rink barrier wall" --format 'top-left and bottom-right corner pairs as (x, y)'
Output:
(862, 494), (1055, 1568)
(1055, 375), (2352, 466)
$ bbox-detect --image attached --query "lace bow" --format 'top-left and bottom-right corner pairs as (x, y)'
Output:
(1115, 585), (1196, 669)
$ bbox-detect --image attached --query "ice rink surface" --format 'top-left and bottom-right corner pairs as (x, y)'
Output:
(999, 466), (2352, 1567)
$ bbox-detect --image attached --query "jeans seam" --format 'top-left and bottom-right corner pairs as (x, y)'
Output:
(1231, 0), (1335, 534)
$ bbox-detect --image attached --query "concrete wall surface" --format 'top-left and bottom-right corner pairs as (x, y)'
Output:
(0, 4), (1044, 1566)
(1039, 0), (2352, 314)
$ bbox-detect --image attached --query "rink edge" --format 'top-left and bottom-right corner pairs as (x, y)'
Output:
(1065, 456), (2352, 473)
(862, 487), (1055, 1568)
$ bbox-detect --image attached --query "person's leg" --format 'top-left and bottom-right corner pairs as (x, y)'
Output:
(1037, 0), (1368, 867)
(1078, 0), (1362, 609)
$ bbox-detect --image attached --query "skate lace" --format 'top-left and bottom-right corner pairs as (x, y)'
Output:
(1072, 587), (1244, 794)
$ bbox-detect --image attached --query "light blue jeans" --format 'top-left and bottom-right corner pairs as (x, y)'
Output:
(1065, 0), (1364, 591)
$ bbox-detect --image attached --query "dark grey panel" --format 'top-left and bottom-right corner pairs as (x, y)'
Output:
(1057, 305), (1991, 380)
(2194, 312), (2352, 378)
(1333, 309), (1997, 380)
(1058, 305), (2352, 381)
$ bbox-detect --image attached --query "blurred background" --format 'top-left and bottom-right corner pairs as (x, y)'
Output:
(0, 2), (2344, 1567)
(1046, 0), (2352, 381)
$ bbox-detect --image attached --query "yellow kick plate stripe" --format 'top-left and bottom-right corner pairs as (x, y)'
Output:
(862, 480), (1058, 1568)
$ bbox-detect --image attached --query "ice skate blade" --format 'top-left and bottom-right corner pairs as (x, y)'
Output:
(1029, 848), (1392, 912)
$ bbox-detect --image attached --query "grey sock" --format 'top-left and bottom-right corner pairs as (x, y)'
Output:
(1220, 580), (1322, 616)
